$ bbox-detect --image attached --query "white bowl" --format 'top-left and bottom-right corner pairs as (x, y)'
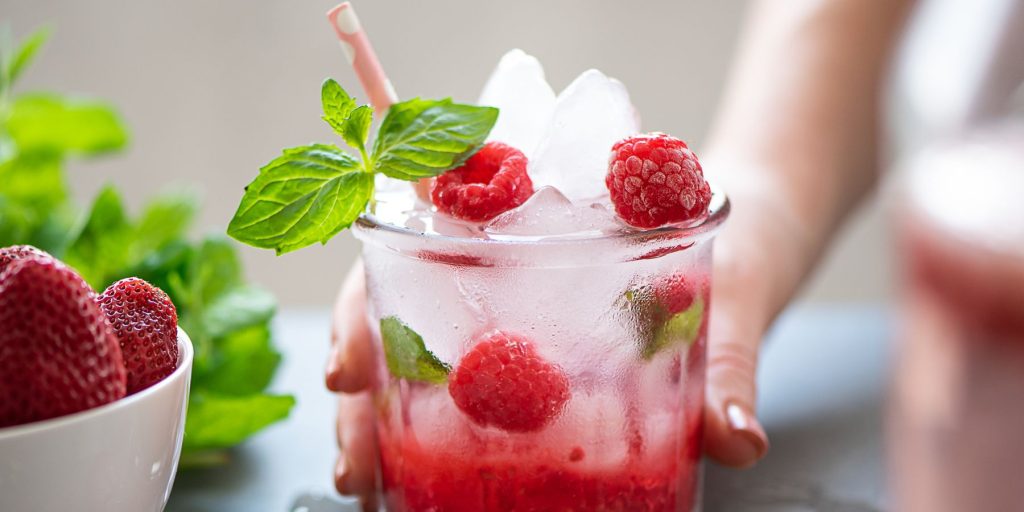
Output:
(0, 328), (193, 512)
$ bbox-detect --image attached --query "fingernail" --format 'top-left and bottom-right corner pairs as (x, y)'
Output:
(325, 345), (344, 391)
(726, 402), (770, 460)
(334, 456), (351, 493)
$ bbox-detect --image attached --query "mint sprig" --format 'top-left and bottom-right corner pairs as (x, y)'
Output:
(227, 144), (372, 255)
(228, 79), (498, 254)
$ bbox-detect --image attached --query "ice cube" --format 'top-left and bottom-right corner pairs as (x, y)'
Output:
(544, 390), (630, 470)
(374, 174), (412, 194)
(478, 49), (557, 158)
(484, 186), (619, 238)
(529, 69), (641, 202)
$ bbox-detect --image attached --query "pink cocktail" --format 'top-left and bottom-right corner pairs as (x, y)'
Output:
(354, 187), (728, 511)
(890, 125), (1024, 511)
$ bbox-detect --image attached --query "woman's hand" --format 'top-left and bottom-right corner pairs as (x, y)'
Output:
(325, 260), (380, 511)
(325, 0), (916, 505)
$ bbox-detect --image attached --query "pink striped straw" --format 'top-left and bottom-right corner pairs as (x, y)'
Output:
(326, 2), (399, 113)
(326, 3), (433, 201)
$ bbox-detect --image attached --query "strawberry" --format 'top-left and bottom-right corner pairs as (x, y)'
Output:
(0, 256), (126, 427)
(0, 245), (52, 275)
(98, 278), (179, 394)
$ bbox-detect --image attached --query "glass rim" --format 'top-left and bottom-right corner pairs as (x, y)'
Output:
(354, 183), (730, 250)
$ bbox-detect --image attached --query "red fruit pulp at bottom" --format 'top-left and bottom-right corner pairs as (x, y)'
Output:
(379, 441), (698, 512)
(379, 335), (707, 512)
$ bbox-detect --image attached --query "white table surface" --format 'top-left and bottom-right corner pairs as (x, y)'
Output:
(167, 304), (892, 512)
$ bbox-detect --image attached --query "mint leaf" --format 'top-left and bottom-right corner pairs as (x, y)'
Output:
(380, 316), (450, 384)
(641, 297), (705, 359)
(321, 78), (357, 135)
(371, 98), (497, 180)
(201, 286), (276, 339)
(6, 27), (49, 87)
(0, 152), (66, 216)
(342, 105), (373, 154)
(128, 240), (193, 297)
(8, 94), (128, 155)
(64, 185), (134, 288)
(227, 144), (374, 254)
(321, 80), (371, 156)
(173, 236), (246, 371)
(191, 235), (244, 303)
(134, 190), (199, 253)
(183, 392), (295, 451)
(194, 324), (281, 396)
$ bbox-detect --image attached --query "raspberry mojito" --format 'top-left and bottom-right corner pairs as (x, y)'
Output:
(228, 47), (727, 511)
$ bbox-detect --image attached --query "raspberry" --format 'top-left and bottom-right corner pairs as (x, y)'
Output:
(605, 133), (711, 228)
(431, 142), (534, 222)
(448, 331), (570, 432)
(625, 273), (709, 358)
(98, 277), (179, 394)
(654, 273), (707, 316)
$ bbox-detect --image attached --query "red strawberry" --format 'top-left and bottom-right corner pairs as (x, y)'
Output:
(0, 245), (52, 275)
(0, 256), (126, 427)
(448, 331), (570, 432)
(98, 278), (179, 394)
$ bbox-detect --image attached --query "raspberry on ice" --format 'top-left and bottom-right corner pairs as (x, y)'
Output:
(430, 141), (534, 222)
(605, 133), (712, 229)
(448, 330), (570, 432)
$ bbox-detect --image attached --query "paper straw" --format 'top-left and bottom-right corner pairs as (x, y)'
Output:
(326, 3), (433, 201)
(326, 2), (399, 113)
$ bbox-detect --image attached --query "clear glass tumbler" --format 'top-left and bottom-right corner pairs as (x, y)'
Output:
(353, 191), (728, 512)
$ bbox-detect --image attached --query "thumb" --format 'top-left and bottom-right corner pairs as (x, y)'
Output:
(703, 241), (771, 468)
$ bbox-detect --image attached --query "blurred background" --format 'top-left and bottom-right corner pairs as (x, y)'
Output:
(4, 0), (890, 306)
